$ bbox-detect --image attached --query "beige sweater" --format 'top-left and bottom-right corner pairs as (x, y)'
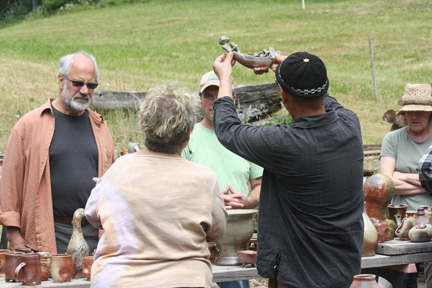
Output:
(86, 154), (228, 288)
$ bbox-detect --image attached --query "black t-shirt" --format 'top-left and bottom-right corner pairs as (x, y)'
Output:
(50, 106), (98, 217)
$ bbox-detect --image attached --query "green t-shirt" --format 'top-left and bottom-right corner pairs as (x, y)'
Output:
(182, 123), (263, 196)
(381, 127), (432, 210)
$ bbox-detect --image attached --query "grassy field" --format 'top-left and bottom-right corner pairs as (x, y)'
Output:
(0, 0), (431, 154)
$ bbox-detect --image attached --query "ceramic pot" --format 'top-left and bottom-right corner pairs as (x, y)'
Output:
(14, 253), (41, 286)
(362, 202), (378, 257)
(363, 174), (396, 241)
(387, 204), (408, 229)
(396, 211), (416, 240)
(350, 274), (379, 288)
(408, 224), (432, 242)
(215, 209), (257, 266)
(50, 254), (73, 283)
(5, 251), (24, 282)
(237, 250), (257, 267)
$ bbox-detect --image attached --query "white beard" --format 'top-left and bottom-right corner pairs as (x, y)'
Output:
(62, 86), (91, 112)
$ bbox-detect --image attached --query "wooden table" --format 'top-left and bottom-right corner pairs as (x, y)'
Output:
(0, 238), (430, 287)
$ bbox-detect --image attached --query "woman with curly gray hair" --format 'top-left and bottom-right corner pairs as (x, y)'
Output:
(85, 83), (227, 288)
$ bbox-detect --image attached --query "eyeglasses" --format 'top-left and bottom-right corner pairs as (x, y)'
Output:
(62, 74), (99, 90)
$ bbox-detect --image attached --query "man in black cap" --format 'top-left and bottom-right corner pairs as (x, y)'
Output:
(212, 52), (364, 288)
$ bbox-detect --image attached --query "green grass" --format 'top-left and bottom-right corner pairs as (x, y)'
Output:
(1, 0), (432, 153)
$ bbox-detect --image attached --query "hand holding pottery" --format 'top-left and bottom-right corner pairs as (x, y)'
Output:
(219, 36), (280, 69)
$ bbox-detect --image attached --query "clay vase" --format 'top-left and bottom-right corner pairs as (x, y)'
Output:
(82, 256), (94, 281)
(50, 254), (73, 283)
(363, 173), (396, 241)
(362, 202), (378, 257)
(408, 224), (432, 242)
(14, 253), (41, 286)
(215, 209), (257, 266)
(349, 274), (380, 288)
(5, 251), (24, 282)
(387, 204), (408, 230)
(66, 208), (90, 278)
(396, 211), (416, 240)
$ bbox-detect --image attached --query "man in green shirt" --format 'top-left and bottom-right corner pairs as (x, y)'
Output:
(182, 71), (263, 210)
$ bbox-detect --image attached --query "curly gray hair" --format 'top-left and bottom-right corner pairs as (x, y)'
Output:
(138, 83), (200, 153)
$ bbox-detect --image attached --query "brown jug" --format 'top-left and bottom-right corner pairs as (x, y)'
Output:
(363, 174), (396, 241)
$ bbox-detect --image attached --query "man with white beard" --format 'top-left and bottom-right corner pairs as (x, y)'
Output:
(0, 51), (116, 255)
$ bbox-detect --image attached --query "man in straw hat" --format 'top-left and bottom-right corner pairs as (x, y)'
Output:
(381, 83), (432, 287)
(211, 51), (364, 288)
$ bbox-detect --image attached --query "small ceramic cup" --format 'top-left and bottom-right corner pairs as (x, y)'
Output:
(4, 251), (24, 282)
(50, 254), (73, 283)
(82, 256), (95, 281)
(0, 249), (10, 275)
(40, 258), (51, 281)
(14, 253), (41, 286)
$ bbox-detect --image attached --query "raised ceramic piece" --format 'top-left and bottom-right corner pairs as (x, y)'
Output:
(215, 209), (257, 266)
(219, 36), (280, 69)
(237, 250), (257, 267)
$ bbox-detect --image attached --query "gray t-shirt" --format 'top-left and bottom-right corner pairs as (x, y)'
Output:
(381, 127), (432, 210)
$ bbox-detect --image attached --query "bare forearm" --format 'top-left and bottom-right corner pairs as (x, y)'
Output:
(391, 173), (425, 195)
(244, 186), (260, 209)
(6, 226), (26, 250)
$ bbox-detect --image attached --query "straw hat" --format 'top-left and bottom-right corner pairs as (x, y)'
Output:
(397, 83), (432, 113)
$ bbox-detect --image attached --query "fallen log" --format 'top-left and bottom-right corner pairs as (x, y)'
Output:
(91, 82), (282, 123)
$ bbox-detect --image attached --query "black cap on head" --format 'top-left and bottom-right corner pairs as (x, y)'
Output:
(275, 52), (329, 98)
